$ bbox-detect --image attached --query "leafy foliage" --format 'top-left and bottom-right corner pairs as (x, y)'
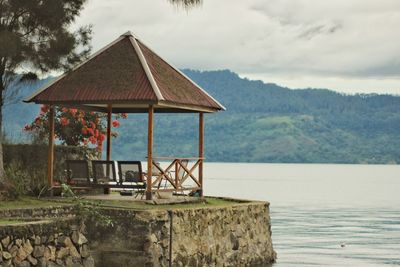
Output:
(168, 0), (202, 8)
(0, 0), (91, 78)
(3, 144), (99, 188)
(0, 0), (92, 184)
(74, 200), (114, 227)
(4, 162), (47, 198)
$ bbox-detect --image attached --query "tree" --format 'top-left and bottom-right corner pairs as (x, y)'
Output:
(0, 0), (92, 183)
(168, 0), (202, 8)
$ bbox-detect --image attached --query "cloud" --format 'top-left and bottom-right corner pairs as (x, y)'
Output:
(73, 0), (400, 94)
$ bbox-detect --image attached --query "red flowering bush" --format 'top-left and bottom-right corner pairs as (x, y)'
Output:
(24, 105), (127, 151)
(112, 120), (120, 128)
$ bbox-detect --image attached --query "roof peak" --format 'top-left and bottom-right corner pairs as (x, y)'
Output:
(121, 31), (134, 37)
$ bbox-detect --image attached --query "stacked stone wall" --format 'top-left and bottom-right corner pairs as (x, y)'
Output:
(88, 200), (276, 267)
(1, 200), (276, 267)
(0, 206), (74, 219)
(0, 219), (93, 267)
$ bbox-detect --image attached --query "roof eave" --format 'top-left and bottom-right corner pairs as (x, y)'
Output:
(25, 99), (219, 113)
(157, 100), (220, 113)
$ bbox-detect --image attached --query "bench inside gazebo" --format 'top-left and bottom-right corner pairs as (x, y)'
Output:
(24, 31), (225, 200)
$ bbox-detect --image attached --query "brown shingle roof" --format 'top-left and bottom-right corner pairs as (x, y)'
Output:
(25, 32), (225, 113)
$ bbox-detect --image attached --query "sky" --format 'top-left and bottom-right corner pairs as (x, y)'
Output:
(73, 0), (400, 95)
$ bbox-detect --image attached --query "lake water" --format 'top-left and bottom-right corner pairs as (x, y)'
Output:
(203, 163), (400, 267)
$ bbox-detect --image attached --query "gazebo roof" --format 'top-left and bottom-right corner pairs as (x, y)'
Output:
(25, 31), (225, 113)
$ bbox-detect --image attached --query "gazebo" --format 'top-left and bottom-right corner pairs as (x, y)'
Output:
(24, 31), (225, 200)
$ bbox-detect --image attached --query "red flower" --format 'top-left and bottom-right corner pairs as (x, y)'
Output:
(81, 128), (88, 135)
(90, 121), (96, 129)
(112, 120), (120, 128)
(34, 117), (41, 124)
(121, 113), (128, 119)
(69, 109), (78, 115)
(62, 107), (69, 113)
(23, 124), (31, 131)
(87, 128), (94, 135)
(40, 105), (49, 114)
(98, 134), (106, 142)
(60, 117), (70, 126)
(89, 136), (97, 144)
(95, 129), (99, 137)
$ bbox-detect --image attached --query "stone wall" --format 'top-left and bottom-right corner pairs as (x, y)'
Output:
(0, 200), (276, 267)
(88, 200), (276, 267)
(0, 206), (74, 219)
(0, 218), (93, 267)
(169, 202), (276, 266)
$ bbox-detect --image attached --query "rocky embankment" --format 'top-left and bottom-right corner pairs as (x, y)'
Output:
(0, 219), (92, 267)
(1, 199), (276, 267)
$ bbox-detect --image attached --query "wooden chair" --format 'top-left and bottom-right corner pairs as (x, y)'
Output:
(172, 159), (189, 195)
(117, 161), (146, 198)
(91, 160), (117, 185)
(117, 161), (143, 183)
(157, 159), (189, 192)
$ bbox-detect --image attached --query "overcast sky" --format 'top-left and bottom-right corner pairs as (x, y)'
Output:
(74, 0), (400, 95)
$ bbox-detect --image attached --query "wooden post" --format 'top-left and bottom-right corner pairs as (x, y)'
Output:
(146, 105), (154, 200)
(106, 104), (112, 161)
(104, 104), (112, 194)
(47, 105), (55, 193)
(175, 160), (179, 192)
(199, 112), (204, 197)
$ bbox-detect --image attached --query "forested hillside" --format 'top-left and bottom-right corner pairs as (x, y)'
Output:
(4, 70), (400, 164)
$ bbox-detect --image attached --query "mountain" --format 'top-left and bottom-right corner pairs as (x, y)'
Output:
(3, 77), (52, 142)
(4, 70), (400, 164)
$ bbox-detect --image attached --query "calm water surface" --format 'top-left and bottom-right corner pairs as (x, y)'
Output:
(203, 163), (400, 267)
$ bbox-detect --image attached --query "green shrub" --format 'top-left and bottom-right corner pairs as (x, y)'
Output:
(4, 162), (47, 197)
(0, 180), (18, 200)
(3, 144), (99, 178)
(74, 200), (114, 228)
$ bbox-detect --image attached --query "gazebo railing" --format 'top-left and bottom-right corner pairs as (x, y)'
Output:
(150, 157), (203, 193)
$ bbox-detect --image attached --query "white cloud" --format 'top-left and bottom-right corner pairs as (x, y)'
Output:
(73, 0), (400, 94)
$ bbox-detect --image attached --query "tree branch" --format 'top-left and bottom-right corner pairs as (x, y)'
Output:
(7, 9), (29, 30)
(21, 27), (37, 38)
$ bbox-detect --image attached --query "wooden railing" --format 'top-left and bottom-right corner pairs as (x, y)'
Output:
(150, 157), (203, 193)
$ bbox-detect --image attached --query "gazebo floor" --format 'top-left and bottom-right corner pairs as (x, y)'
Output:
(82, 192), (204, 205)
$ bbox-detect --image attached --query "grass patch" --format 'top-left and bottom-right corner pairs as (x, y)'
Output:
(0, 197), (70, 209)
(0, 196), (244, 211)
(106, 197), (234, 210)
(0, 219), (24, 225)
(51, 197), (241, 211)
